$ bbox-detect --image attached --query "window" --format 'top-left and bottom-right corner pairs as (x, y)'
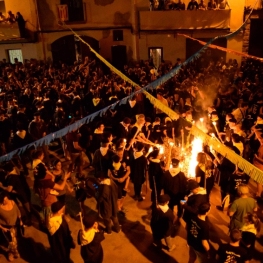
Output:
(60, 0), (86, 22)
(8, 49), (23, 63)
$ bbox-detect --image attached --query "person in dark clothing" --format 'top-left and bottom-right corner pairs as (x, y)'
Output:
(187, 0), (199, 10)
(93, 139), (115, 179)
(97, 176), (121, 234)
(217, 229), (249, 263)
(161, 158), (187, 223)
(148, 149), (163, 206)
(16, 12), (26, 38)
(187, 202), (211, 263)
(150, 194), (176, 252)
(195, 152), (214, 198)
(47, 201), (75, 263)
(181, 180), (208, 224)
(78, 216), (105, 263)
(130, 142), (147, 201)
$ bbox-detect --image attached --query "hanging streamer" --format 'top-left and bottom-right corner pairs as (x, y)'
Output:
(178, 33), (263, 62)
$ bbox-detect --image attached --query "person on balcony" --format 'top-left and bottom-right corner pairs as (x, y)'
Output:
(16, 12), (26, 38)
(207, 0), (217, 9)
(0, 12), (5, 22)
(187, 0), (199, 10)
(199, 0), (207, 10)
(176, 0), (186, 10)
(6, 11), (15, 24)
(218, 0), (230, 9)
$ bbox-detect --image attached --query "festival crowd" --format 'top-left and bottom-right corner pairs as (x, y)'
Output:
(0, 51), (262, 263)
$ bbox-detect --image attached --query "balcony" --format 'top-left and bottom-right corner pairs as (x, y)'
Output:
(139, 10), (231, 31)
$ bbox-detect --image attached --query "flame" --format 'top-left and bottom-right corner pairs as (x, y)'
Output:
(187, 138), (203, 178)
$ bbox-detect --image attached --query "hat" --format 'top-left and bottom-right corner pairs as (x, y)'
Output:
(188, 180), (199, 191)
(51, 201), (65, 214)
(171, 158), (180, 167)
(158, 194), (170, 204)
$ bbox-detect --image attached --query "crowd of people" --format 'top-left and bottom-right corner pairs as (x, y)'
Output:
(149, 0), (230, 11)
(0, 51), (262, 263)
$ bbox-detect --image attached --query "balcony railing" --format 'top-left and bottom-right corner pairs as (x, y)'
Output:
(139, 10), (231, 31)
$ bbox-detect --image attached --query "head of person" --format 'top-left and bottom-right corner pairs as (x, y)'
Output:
(116, 147), (124, 160)
(0, 191), (11, 206)
(33, 149), (44, 160)
(196, 152), (206, 164)
(232, 133), (241, 143)
(96, 122), (105, 132)
(115, 138), (126, 149)
(229, 229), (242, 243)
(188, 179), (200, 194)
(135, 142), (144, 152)
(100, 138), (109, 148)
(151, 149), (161, 160)
(51, 201), (65, 215)
(2, 162), (15, 175)
(244, 212), (261, 232)
(228, 118), (237, 129)
(198, 202), (211, 216)
(158, 194), (170, 206)
(237, 184), (249, 197)
(83, 215), (98, 231)
(104, 132), (113, 143)
(157, 91), (163, 100)
(226, 113), (234, 122)
(241, 101), (249, 110)
(170, 158), (180, 169)
(122, 117), (131, 128)
(154, 117), (161, 123)
(53, 159), (62, 171)
(136, 114), (145, 126)
(34, 111), (41, 122)
(35, 162), (47, 179)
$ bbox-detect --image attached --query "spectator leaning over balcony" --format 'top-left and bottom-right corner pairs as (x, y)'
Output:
(218, 0), (230, 9)
(199, 0), (207, 10)
(187, 0), (199, 10)
(6, 11), (15, 24)
(176, 0), (186, 10)
(207, 0), (217, 10)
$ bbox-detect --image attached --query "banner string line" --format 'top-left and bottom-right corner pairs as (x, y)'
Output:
(1, 0), (262, 184)
(178, 33), (263, 62)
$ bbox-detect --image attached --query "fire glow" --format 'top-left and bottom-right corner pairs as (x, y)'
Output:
(187, 138), (203, 178)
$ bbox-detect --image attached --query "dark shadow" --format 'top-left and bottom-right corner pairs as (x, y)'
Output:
(119, 216), (179, 263)
(18, 236), (54, 263)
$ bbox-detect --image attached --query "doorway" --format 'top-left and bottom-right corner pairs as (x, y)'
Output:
(148, 47), (163, 69)
(51, 34), (99, 65)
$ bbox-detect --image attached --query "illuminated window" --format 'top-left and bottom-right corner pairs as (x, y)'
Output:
(8, 49), (23, 63)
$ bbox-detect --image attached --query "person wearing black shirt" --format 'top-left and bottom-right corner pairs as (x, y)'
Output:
(161, 158), (187, 223)
(150, 194), (176, 252)
(78, 216), (105, 263)
(187, 203), (210, 263)
(217, 229), (249, 263)
(187, 0), (199, 10)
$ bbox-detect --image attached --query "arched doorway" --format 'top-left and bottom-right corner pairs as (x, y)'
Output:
(51, 35), (99, 65)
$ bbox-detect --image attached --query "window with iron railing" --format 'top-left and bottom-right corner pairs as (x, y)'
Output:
(59, 0), (86, 23)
